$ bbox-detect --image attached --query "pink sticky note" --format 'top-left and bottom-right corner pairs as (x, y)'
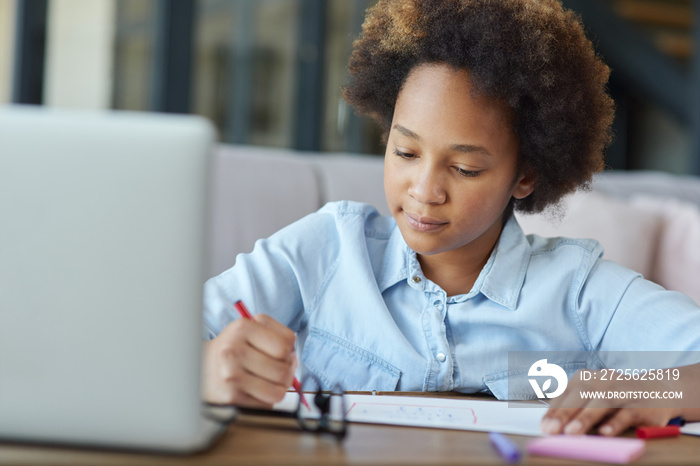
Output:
(527, 435), (645, 464)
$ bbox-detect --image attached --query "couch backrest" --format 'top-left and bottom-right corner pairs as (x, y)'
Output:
(209, 144), (700, 304)
(209, 146), (322, 276)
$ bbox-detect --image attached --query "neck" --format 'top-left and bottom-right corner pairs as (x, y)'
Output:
(417, 219), (505, 297)
(418, 249), (491, 297)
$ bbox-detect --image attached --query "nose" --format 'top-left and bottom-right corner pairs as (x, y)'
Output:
(408, 164), (447, 204)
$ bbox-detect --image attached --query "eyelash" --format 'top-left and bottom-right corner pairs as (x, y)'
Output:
(393, 149), (482, 178)
(393, 148), (414, 159)
(455, 168), (482, 178)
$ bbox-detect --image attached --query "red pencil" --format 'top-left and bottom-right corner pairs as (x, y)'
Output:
(233, 300), (310, 409)
(636, 425), (681, 439)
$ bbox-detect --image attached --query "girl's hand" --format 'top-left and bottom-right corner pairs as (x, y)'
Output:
(541, 368), (683, 436)
(202, 314), (298, 408)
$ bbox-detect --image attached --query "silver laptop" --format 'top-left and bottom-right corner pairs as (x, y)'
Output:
(0, 106), (226, 453)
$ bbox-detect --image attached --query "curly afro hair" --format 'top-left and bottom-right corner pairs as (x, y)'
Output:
(343, 0), (615, 214)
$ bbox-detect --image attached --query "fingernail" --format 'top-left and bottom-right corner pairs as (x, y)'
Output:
(541, 418), (561, 434)
(599, 425), (614, 436)
(564, 420), (583, 435)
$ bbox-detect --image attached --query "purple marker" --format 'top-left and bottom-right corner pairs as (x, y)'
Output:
(489, 432), (521, 463)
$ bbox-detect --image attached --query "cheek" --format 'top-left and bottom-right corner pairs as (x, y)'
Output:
(383, 160), (402, 204)
(383, 168), (392, 201)
(451, 186), (504, 220)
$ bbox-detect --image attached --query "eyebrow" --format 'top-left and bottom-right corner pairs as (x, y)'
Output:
(392, 124), (492, 157)
(393, 124), (422, 142)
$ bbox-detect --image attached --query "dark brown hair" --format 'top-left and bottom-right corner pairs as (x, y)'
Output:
(343, 0), (615, 213)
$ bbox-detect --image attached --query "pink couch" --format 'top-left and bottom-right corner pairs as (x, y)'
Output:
(208, 144), (700, 304)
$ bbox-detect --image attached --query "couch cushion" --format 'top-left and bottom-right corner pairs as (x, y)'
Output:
(593, 170), (700, 206)
(312, 153), (388, 215)
(209, 145), (321, 277)
(208, 147), (697, 302)
(515, 190), (664, 280)
(629, 195), (700, 305)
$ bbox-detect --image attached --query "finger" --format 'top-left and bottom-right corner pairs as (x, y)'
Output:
(561, 400), (617, 435)
(598, 409), (671, 437)
(253, 314), (296, 346)
(542, 389), (589, 434)
(597, 409), (638, 436)
(541, 407), (580, 435)
(541, 374), (600, 435)
(245, 320), (296, 360)
(215, 358), (290, 406)
(202, 346), (271, 408)
(233, 343), (296, 387)
(209, 382), (275, 409)
(227, 391), (274, 410)
(222, 318), (295, 360)
(235, 369), (291, 406)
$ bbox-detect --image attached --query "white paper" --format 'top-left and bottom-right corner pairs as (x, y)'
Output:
(274, 393), (547, 436)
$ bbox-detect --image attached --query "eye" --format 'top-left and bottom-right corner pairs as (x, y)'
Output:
(393, 148), (416, 159)
(455, 167), (482, 178)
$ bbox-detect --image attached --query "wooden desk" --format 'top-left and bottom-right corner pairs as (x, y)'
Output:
(3, 397), (700, 465)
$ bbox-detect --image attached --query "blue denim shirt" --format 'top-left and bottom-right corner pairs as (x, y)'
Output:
(203, 201), (700, 399)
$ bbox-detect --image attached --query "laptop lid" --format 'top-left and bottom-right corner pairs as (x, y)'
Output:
(0, 106), (223, 452)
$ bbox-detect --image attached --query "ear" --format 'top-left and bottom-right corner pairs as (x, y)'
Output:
(512, 171), (536, 200)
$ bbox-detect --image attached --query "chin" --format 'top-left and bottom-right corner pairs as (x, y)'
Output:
(401, 235), (448, 256)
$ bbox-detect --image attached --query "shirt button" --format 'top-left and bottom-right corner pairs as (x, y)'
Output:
(433, 300), (441, 307)
(412, 276), (422, 283)
(436, 352), (446, 362)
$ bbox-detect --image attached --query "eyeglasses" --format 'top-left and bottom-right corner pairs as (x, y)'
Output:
(295, 374), (347, 440)
(203, 373), (347, 441)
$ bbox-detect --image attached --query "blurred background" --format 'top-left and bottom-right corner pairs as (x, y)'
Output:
(1, 0), (699, 176)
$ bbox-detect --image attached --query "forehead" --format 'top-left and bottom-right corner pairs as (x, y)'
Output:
(392, 63), (516, 149)
(397, 63), (511, 121)
(391, 64), (520, 160)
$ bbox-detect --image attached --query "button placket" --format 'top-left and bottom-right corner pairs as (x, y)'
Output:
(409, 275), (425, 291)
(418, 283), (452, 390)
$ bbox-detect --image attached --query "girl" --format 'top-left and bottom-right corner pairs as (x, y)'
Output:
(202, 0), (700, 436)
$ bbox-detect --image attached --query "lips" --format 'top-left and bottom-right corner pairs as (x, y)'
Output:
(403, 211), (448, 232)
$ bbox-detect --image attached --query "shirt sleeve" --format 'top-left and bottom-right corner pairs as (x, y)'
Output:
(577, 257), (700, 366)
(202, 205), (341, 339)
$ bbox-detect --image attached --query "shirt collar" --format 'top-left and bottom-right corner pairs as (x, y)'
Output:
(376, 215), (531, 310)
(475, 215), (530, 310)
(377, 224), (412, 293)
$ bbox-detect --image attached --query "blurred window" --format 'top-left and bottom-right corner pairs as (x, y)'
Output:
(112, 0), (156, 111)
(191, 0), (382, 153)
(322, 0), (381, 154)
(193, 0), (300, 148)
(0, 0), (16, 104)
(44, 0), (116, 109)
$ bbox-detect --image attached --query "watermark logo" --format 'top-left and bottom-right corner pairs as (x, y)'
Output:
(528, 359), (568, 399)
